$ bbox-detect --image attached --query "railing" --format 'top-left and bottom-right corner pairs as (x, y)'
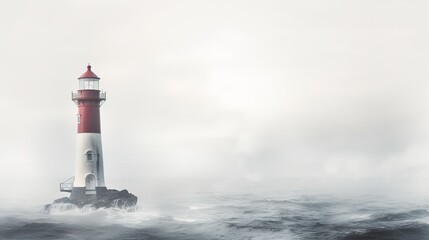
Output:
(60, 176), (75, 192)
(71, 91), (106, 99)
(71, 91), (106, 106)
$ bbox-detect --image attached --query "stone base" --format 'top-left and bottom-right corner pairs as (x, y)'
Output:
(46, 188), (138, 210)
(70, 187), (107, 201)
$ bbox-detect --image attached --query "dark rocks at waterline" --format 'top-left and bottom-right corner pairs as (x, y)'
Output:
(45, 189), (138, 211)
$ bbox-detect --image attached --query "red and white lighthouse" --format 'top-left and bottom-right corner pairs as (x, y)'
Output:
(67, 65), (107, 199)
(52, 65), (139, 208)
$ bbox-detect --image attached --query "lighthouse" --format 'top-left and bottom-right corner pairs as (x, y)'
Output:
(52, 64), (138, 209)
(61, 65), (107, 200)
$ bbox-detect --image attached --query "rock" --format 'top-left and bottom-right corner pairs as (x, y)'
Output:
(52, 197), (71, 204)
(45, 189), (138, 211)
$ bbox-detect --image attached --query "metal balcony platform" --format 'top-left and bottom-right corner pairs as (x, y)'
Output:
(60, 176), (75, 193)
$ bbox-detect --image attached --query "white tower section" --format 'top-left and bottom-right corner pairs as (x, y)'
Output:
(73, 134), (105, 193)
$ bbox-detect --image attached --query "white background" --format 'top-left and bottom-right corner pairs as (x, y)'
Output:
(0, 0), (428, 202)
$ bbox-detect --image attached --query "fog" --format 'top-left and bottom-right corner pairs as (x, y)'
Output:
(1, 0), (429, 202)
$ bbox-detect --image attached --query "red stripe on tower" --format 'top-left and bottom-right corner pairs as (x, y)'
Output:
(72, 65), (106, 133)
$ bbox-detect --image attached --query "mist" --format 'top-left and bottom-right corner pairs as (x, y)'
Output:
(1, 0), (429, 203)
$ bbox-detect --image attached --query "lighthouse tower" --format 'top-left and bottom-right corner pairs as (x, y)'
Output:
(69, 65), (107, 200)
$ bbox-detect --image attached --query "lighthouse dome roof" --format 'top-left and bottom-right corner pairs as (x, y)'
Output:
(78, 65), (100, 79)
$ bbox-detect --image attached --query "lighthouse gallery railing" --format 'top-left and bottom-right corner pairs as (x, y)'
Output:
(60, 176), (75, 192)
(71, 91), (106, 100)
(71, 91), (106, 106)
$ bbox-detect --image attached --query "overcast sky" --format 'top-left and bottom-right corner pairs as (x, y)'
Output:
(1, 0), (429, 201)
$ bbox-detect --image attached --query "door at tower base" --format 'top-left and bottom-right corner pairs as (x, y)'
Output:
(85, 174), (96, 195)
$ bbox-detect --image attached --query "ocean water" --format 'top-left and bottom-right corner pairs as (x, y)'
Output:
(1, 191), (429, 240)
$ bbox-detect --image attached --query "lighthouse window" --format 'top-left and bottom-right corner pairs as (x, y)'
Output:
(77, 114), (80, 123)
(86, 81), (94, 89)
(79, 79), (99, 90)
(85, 151), (95, 161)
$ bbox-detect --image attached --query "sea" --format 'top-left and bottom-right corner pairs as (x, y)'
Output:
(1, 190), (429, 240)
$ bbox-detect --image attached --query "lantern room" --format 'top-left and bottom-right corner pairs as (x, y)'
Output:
(78, 65), (100, 90)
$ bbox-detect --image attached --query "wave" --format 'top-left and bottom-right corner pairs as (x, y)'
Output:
(1, 194), (429, 239)
(46, 202), (139, 215)
(342, 223), (429, 240)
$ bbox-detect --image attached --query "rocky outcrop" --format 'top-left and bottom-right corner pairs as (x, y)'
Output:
(45, 189), (137, 211)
